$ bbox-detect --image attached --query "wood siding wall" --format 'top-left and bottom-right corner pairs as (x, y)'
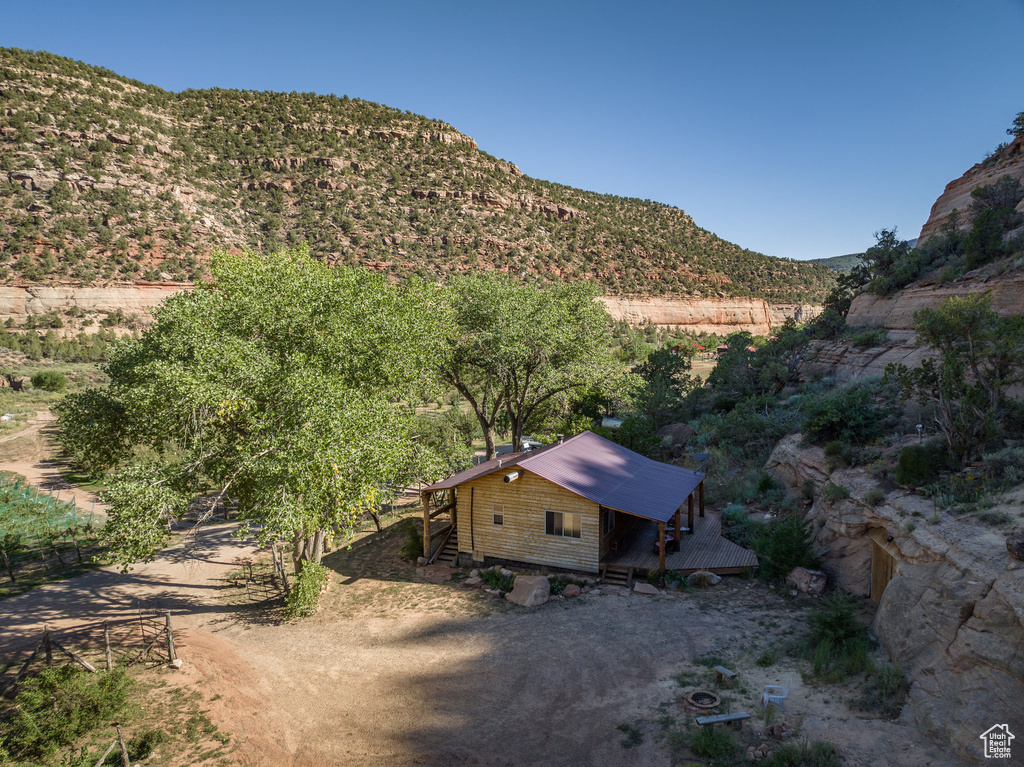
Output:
(457, 470), (601, 573)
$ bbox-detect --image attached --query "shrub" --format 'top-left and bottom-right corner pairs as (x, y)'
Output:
(807, 591), (873, 681)
(849, 327), (887, 349)
(854, 664), (909, 720)
(0, 666), (133, 761)
(864, 488), (886, 506)
(398, 519), (424, 562)
(756, 648), (777, 667)
(547, 574), (582, 595)
(30, 370), (67, 392)
(748, 516), (820, 583)
(480, 568), (515, 592)
(285, 561), (329, 618)
(823, 482), (849, 501)
(895, 443), (946, 487)
(688, 726), (736, 762)
(763, 739), (842, 767)
(801, 383), (891, 445)
(721, 503), (747, 526)
(616, 723), (643, 749)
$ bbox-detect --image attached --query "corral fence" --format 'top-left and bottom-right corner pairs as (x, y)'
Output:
(0, 475), (101, 584)
(0, 610), (182, 765)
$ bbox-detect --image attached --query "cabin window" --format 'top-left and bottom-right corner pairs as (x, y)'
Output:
(493, 503), (504, 526)
(545, 510), (581, 539)
(602, 507), (615, 536)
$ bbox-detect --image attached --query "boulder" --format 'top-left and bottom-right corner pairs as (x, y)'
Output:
(686, 571), (721, 588)
(464, 577), (482, 587)
(657, 423), (696, 458)
(416, 556), (428, 566)
(1007, 533), (1024, 561)
(469, 569), (480, 577)
(505, 575), (549, 607)
(562, 584), (581, 598)
(786, 566), (827, 595)
(633, 582), (659, 595)
(499, 568), (514, 578)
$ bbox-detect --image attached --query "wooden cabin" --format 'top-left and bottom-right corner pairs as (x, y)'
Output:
(420, 431), (757, 577)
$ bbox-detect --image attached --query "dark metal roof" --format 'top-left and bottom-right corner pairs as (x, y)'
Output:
(423, 431), (704, 523)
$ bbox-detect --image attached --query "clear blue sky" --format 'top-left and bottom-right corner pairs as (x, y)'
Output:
(6, 1), (1024, 259)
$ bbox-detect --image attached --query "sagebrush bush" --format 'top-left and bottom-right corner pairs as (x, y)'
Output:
(399, 519), (424, 562)
(721, 503), (747, 526)
(0, 666), (133, 761)
(824, 482), (850, 501)
(895, 443), (946, 486)
(688, 726), (736, 761)
(864, 488), (886, 506)
(480, 568), (515, 592)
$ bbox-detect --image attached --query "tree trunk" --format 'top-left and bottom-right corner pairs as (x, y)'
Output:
(292, 527), (327, 575)
(482, 424), (497, 461)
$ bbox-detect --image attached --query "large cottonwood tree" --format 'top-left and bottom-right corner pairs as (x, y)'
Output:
(56, 247), (450, 572)
(439, 274), (621, 459)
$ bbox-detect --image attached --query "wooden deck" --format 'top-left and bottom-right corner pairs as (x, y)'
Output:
(603, 512), (758, 575)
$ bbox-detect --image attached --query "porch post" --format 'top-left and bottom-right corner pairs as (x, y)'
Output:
(699, 480), (705, 517)
(687, 493), (695, 534)
(421, 492), (431, 558)
(658, 520), (666, 574)
(674, 506), (681, 538)
(450, 489), (457, 530)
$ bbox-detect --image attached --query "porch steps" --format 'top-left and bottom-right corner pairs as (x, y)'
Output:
(601, 564), (633, 587)
(436, 529), (459, 565)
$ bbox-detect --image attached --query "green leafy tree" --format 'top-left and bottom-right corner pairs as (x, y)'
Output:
(885, 294), (1024, 464)
(439, 274), (623, 458)
(633, 347), (699, 430)
(55, 247), (450, 572)
(1007, 111), (1024, 140)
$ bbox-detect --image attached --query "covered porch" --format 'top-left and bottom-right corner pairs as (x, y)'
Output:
(602, 510), (758, 576)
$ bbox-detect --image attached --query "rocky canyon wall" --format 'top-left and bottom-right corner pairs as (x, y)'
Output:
(0, 283), (190, 329)
(0, 285), (820, 337)
(766, 434), (1024, 764)
(598, 296), (821, 335)
(917, 135), (1024, 243)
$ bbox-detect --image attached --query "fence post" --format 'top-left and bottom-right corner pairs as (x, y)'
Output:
(44, 627), (52, 666)
(115, 723), (130, 767)
(104, 622), (113, 671)
(164, 611), (176, 662)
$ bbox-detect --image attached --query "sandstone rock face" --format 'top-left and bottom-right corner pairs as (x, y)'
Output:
(766, 434), (1024, 763)
(918, 136), (1024, 243)
(505, 575), (549, 607)
(0, 284), (190, 332)
(846, 272), (1024, 330)
(598, 297), (821, 336)
(801, 331), (937, 384)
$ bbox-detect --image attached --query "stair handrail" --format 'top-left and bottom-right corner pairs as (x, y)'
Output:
(427, 522), (456, 565)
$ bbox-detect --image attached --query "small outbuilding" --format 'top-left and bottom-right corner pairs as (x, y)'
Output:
(420, 431), (757, 577)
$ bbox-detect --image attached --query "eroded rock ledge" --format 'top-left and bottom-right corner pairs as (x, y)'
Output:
(766, 434), (1024, 764)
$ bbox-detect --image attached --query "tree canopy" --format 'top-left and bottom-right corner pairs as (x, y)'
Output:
(55, 247), (451, 571)
(438, 274), (623, 458)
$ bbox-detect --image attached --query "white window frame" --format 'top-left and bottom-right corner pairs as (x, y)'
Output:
(492, 503), (504, 526)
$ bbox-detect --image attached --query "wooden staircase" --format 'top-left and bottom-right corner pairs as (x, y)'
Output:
(600, 564), (633, 587)
(435, 527), (459, 566)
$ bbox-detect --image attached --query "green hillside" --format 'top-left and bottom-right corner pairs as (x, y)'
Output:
(0, 48), (835, 302)
(807, 253), (863, 273)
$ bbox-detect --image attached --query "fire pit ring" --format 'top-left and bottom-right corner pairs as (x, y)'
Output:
(685, 690), (721, 709)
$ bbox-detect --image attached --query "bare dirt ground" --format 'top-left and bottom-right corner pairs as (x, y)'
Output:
(1, 513), (960, 767)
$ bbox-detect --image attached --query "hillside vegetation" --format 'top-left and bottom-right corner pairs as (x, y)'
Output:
(0, 48), (835, 302)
